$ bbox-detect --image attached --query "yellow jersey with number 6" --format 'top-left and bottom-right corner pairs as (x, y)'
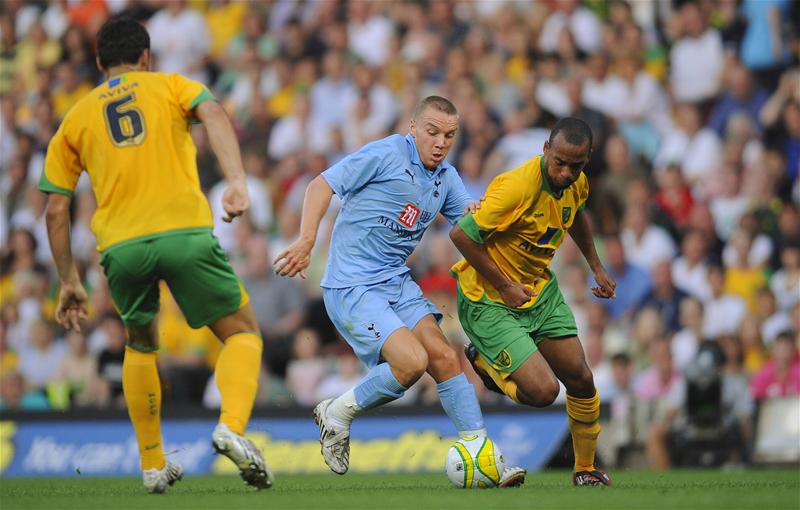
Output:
(451, 155), (589, 309)
(40, 71), (216, 252)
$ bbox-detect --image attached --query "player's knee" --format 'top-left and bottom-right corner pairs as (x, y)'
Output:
(126, 323), (158, 351)
(428, 344), (460, 375)
(565, 367), (595, 396)
(394, 347), (428, 386)
(519, 379), (559, 408)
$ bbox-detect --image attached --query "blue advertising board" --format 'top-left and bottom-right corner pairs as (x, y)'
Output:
(0, 412), (568, 477)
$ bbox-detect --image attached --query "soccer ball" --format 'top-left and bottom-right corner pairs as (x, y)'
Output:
(445, 435), (506, 488)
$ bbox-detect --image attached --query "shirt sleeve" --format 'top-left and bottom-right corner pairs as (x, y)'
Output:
(169, 73), (216, 120)
(440, 169), (472, 225)
(39, 121), (81, 197)
(462, 171), (530, 243)
(321, 139), (394, 198)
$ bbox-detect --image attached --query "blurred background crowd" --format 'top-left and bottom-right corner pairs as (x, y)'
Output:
(0, 0), (798, 469)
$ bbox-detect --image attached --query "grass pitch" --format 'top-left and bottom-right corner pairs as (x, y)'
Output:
(1, 469), (798, 510)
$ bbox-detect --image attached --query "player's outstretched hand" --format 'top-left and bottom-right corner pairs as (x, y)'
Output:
(462, 197), (485, 216)
(498, 281), (537, 308)
(591, 267), (617, 299)
(273, 237), (314, 279)
(221, 180), (250, 223)
(55, 280), (89, 332)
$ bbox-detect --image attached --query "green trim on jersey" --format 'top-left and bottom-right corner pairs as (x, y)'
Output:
(38, 171), (75, 198)
(187, 88), (216, 124)
(458, 214), (485, 244)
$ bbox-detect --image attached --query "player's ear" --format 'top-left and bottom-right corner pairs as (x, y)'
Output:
(409, 117), (416, 138)
(140, 49), (150, 70)
(95, 55), (104, 73)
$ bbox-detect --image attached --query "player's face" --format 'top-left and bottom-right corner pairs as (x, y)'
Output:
(542, 134), (591, 191)
(410, 108), (459, 170)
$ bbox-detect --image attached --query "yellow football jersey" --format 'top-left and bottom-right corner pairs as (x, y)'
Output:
(451, 155), (588, 309)
(40, 71), (216, 252)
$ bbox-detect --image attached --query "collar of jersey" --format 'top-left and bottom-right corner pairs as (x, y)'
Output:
(405, 133), (449, 178)
(539, 155), (563, 199)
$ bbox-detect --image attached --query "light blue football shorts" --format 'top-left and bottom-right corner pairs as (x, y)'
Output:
(322, 272), (442, 368)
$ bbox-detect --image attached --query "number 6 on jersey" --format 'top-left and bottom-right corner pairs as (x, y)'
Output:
(104, 93), (146, 147)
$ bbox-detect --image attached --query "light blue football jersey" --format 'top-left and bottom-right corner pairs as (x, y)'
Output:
(321, 133), (472, 288)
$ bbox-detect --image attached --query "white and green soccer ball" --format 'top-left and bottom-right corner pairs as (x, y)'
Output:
(445, 435), (506, 488)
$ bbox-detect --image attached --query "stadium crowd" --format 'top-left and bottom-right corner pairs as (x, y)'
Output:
(0, 0), (798, 469)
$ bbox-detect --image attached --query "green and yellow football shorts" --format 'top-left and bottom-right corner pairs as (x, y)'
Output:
(456, 276), (578, 374)
(99, 228), (248, 328)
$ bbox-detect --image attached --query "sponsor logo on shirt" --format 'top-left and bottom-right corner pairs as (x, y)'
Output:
(398, 203), (421, 228)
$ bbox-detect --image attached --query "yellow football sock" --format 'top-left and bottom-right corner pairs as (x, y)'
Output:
(122, 346), (165, 471)
(474, 352), (522, 404)
(566, 390), (601, 472)
(215, 332), (262, 435)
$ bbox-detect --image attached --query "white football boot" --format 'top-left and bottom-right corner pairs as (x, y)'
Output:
(498, 466), (527, 488)
(212, 423), (274, 489)
(142, 461), (184, 494)
(313, 399), (351, 475)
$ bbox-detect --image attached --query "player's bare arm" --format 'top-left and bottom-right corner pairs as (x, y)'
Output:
(450, 224), (536, 308)
(274, 174), (334, 278)
(195, 100), (250, 223)
(568, 208), (616, 299)
(45, 192), (89, 332)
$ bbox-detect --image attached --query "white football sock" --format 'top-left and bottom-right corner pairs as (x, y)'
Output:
(326, 389), (362, 430)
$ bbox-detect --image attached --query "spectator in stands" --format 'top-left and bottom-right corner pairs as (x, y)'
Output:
(671, 230), (711, 301)
(702, 264), (748, 340)
(593, 234), (651, 323)
(621, 206), (677, 274)
(750, 331), (800, 399)
(538, 0), (602, 55)
(671, 297), (704, 373)
(268, 93), (331, 161)
(637, 261), (686, 334)
(770, 244), (800, 313)
(595, 135), (647, 209)
(709, 64), (770, 135)
(148, 0), (210, 84)
(18, 319), (64, 393)
(316, 352), (364, 402)
(0, 369), (49, 410)
(755, 288), (793, 347)
(668, 1), (724, 104)
(95, 313), (127, 407)
(285, 328), (327, 407)
(655, 103), (722, 194)
(51, 330), (101, 408)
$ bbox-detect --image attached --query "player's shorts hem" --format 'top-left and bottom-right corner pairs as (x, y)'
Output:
(188, 294), (243, 329)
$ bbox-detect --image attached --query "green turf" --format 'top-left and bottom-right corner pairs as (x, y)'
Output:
(1, 470), (798, 510)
